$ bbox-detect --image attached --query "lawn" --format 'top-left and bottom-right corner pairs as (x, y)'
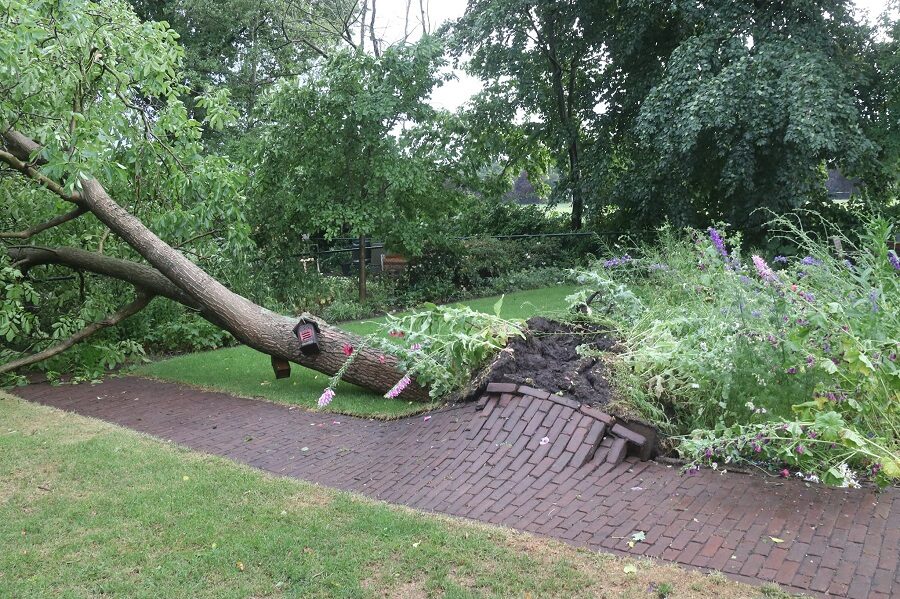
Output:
(138, 286), (579, 418)
(0, 393), (772, 598)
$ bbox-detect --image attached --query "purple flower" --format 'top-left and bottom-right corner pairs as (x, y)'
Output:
(384, 374), (412, 399)
(796, 445), (805, 455)
(869, 289), (880, 313)
(800, 256), (822, 266)
(318, 387), (335, 408)
(649, 263), (670, 271)
(708, 227), (728, 259)
(888, 250), (900, 271)
(773, 256), (789, 264)
(806, 355), (815, 366)
(752, 444), (762, 453)
(739, 275), (751, 284)
(800, 291), (815, 302)
(751, 309), (762, 318)
(787, 367), (797, 374)
(603, 255), (632, 268)
(410, 343), (422, 351)
(704, 447), (713, 458)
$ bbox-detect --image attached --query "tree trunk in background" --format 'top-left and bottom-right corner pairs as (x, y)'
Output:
(569, 139), (583, 230)
(358, 234), (367, 303)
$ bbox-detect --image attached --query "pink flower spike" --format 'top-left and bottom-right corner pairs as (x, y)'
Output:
(752, 255), (779, 285)
(384, 374), (412, 399)
(318, 387), (335, 408)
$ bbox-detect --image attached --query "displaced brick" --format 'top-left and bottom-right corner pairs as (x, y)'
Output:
(486, 382), (519, 394)
(606, 437), (628, 465)
(517, 385), (551, 399)
(611, 423), (647, 447)
(580, 405), (615, 425)
(550, 394), (580, 410)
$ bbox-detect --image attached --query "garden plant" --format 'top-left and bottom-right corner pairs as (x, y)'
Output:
(564, 215), (899, 487)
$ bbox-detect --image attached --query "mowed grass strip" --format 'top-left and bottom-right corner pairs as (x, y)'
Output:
(0, 393), (774, 599)
(138, 286), (579, 418)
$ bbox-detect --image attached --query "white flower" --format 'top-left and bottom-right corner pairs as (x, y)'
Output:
(711, 462), (718, 470)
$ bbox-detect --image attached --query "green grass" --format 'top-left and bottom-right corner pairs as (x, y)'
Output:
(0, 393), (764, 598)
(138, 286), (579, 419)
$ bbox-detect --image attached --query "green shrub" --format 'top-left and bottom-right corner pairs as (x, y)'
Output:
(570, 216), (900, 487)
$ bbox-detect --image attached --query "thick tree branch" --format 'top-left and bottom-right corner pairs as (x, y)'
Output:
(0, 206), (87, 239)
(0, 148), (83, 204)
(0, 291), (154, 376)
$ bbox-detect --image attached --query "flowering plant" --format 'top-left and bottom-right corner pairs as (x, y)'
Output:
(570, 216), (899, 486)
(373, 297), (525, 398)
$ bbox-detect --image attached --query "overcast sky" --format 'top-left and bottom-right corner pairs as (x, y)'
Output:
(373, 0), (893, 111)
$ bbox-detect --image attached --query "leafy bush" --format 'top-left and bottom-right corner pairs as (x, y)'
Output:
(569, 216), (899, 487)
(373, 298), (526, 398)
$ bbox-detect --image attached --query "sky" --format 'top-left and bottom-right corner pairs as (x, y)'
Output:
(373, 0), (893, 111)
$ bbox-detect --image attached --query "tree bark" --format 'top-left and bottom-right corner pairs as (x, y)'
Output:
(2, 130), (429, 401)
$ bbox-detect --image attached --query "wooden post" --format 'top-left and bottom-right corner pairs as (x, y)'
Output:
(358, 234), (367, 303)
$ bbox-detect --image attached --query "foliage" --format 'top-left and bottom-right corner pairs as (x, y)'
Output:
(374, 298), (526, 398)
(570, 216), (900, 486)
(449, 0), (604, 229)
(594, 0), (881, 238)
(448, 196), (570, 237)
(248, 38), (465, 257)
(127, 0), (356, 122)
(1, 0), (256, 377)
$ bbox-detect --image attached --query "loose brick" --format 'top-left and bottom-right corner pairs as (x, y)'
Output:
(486, 382), (518, 394)
(580, 404), (615, 425)
(550, 394), (580, 410)
(610, 423), (647, 447)
(606, 437), (628, 465)
(517, 385), (551, 399)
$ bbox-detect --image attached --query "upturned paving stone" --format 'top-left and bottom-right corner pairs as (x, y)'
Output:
(13, 376), (900, 599)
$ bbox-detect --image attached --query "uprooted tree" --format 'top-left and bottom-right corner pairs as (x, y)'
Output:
(0, 0), (428, 399)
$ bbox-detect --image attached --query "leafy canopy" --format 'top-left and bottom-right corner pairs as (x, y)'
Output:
(249, 37), (465, 255)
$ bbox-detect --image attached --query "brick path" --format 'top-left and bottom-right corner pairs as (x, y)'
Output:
(13, 377), (900, 598)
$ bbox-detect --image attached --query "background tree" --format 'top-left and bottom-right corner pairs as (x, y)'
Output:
(449, 0), (606, 230)
(595, 0), (880, 238)
(249, 37), (466, 299)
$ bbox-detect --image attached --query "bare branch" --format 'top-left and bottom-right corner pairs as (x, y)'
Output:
(0, 291), (153, 375)
(0, 206), (87, 239)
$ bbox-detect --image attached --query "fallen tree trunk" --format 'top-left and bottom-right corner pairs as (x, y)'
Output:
(1, 130), (429, 400)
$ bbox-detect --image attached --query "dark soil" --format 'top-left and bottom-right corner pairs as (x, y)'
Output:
(481, 317), (617, 406)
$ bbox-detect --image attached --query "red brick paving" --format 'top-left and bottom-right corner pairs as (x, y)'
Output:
(13, 376), (900, 598)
